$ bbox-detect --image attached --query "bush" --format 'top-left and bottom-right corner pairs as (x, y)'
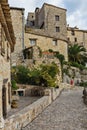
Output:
(39, 63), (59, 87)
(80, 82), (87, 87)
(48, 49), (53, 53)
(11, 63), (59, 87)
(16, 65), (30, 84)
(71, 62), (86, 70)
(11, 80), (18, 90)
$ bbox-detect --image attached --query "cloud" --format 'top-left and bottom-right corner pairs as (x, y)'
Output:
(66, 0), (87, 29)
(46, 0), (64, 7)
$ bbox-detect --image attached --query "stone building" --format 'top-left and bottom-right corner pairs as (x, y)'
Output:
(67, 26), (87, 50)
(10, 7), (25, 66)
(26, 3), (67, 41)
(25, 3), (68, 61)
(0, 0), (15, 128)
(9, 3), (68, 66)
(25, 29), (68, 61)
(10, 3), (87, 66)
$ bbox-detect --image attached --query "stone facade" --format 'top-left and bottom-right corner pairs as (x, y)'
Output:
(10, 7), (25, 66)
(24, 33), (68, 61)
(0, 0), (15, 128)
(26, 3), (67, 41)
(25, 3), (68, 63)
(10, 3), (87, 67)
(10, 4), (68, 87)
(67, 27), (87, 50)
(10, 3), (68, 65)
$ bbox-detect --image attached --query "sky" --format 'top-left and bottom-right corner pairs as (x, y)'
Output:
(8, 0), (87, 30)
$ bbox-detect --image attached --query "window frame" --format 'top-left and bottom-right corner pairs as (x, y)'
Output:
(52, 39), (57, 46)
(55, 15), (59, 21)
(74, 37), (77, 42)
(29, 39), (37, 46)
(56, 27), (60, 32)
(71, 30), (75, 35)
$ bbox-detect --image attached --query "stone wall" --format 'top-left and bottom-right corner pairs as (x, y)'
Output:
(67, 27), (87, 50)
(26, 3), (67, 41)
(24, 33), (68, 61)
(10, 4), (68, 66)
(43, 4), (67, 40)
(0, 24), (11, 128)
(63, 66), (87, 85)
(10, 8), (25, 66)
(1, 87), (63, 130)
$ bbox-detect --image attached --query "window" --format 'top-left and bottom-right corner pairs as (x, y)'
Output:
(75, 37), (77, 42)
(56, 27), (60, 32)
(30, 21), (35, 26)
(55, 15), (59, 21)
(71, 30), (75, 35)
(67, 37), (70, 41)
(53, 40), (57, 46)
(30, 39), (36, 46)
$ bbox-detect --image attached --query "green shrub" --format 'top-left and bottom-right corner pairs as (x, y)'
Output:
(71, 62), (86, 70)
(11, 80), (18, 90)
(63, 68), (69, 76)
(11, 63), (59, 87)
(80, 82), (87, 87)
(39, 63), (59, 87)
(48, 49), (53, 53)
(16, 65), (30, 84)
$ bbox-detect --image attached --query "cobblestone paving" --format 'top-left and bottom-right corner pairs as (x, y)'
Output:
(23, 88), (87, 130)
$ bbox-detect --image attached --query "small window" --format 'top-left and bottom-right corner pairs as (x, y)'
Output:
(75, 37), (77, 42)
(30, 21), (35, 26)
(56, 27), (60, 32)
(53, 40), (57, 46)
(71, 30), (75, 35)
(30, 39), (36, 46)
(67, 37), (70, 41)
(55, 15), (59, 21)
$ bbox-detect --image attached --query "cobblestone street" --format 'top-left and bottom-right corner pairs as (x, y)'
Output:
(22, 88), (87, 130)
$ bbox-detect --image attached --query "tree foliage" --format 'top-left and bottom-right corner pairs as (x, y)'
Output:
(68, 44), (86, 65)
(11, 63), (59, 87)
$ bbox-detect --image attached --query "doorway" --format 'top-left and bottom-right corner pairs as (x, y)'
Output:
(2, 85), (7, 119)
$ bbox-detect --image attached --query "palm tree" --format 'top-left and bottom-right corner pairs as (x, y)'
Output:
(68, 44), (86, 64)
